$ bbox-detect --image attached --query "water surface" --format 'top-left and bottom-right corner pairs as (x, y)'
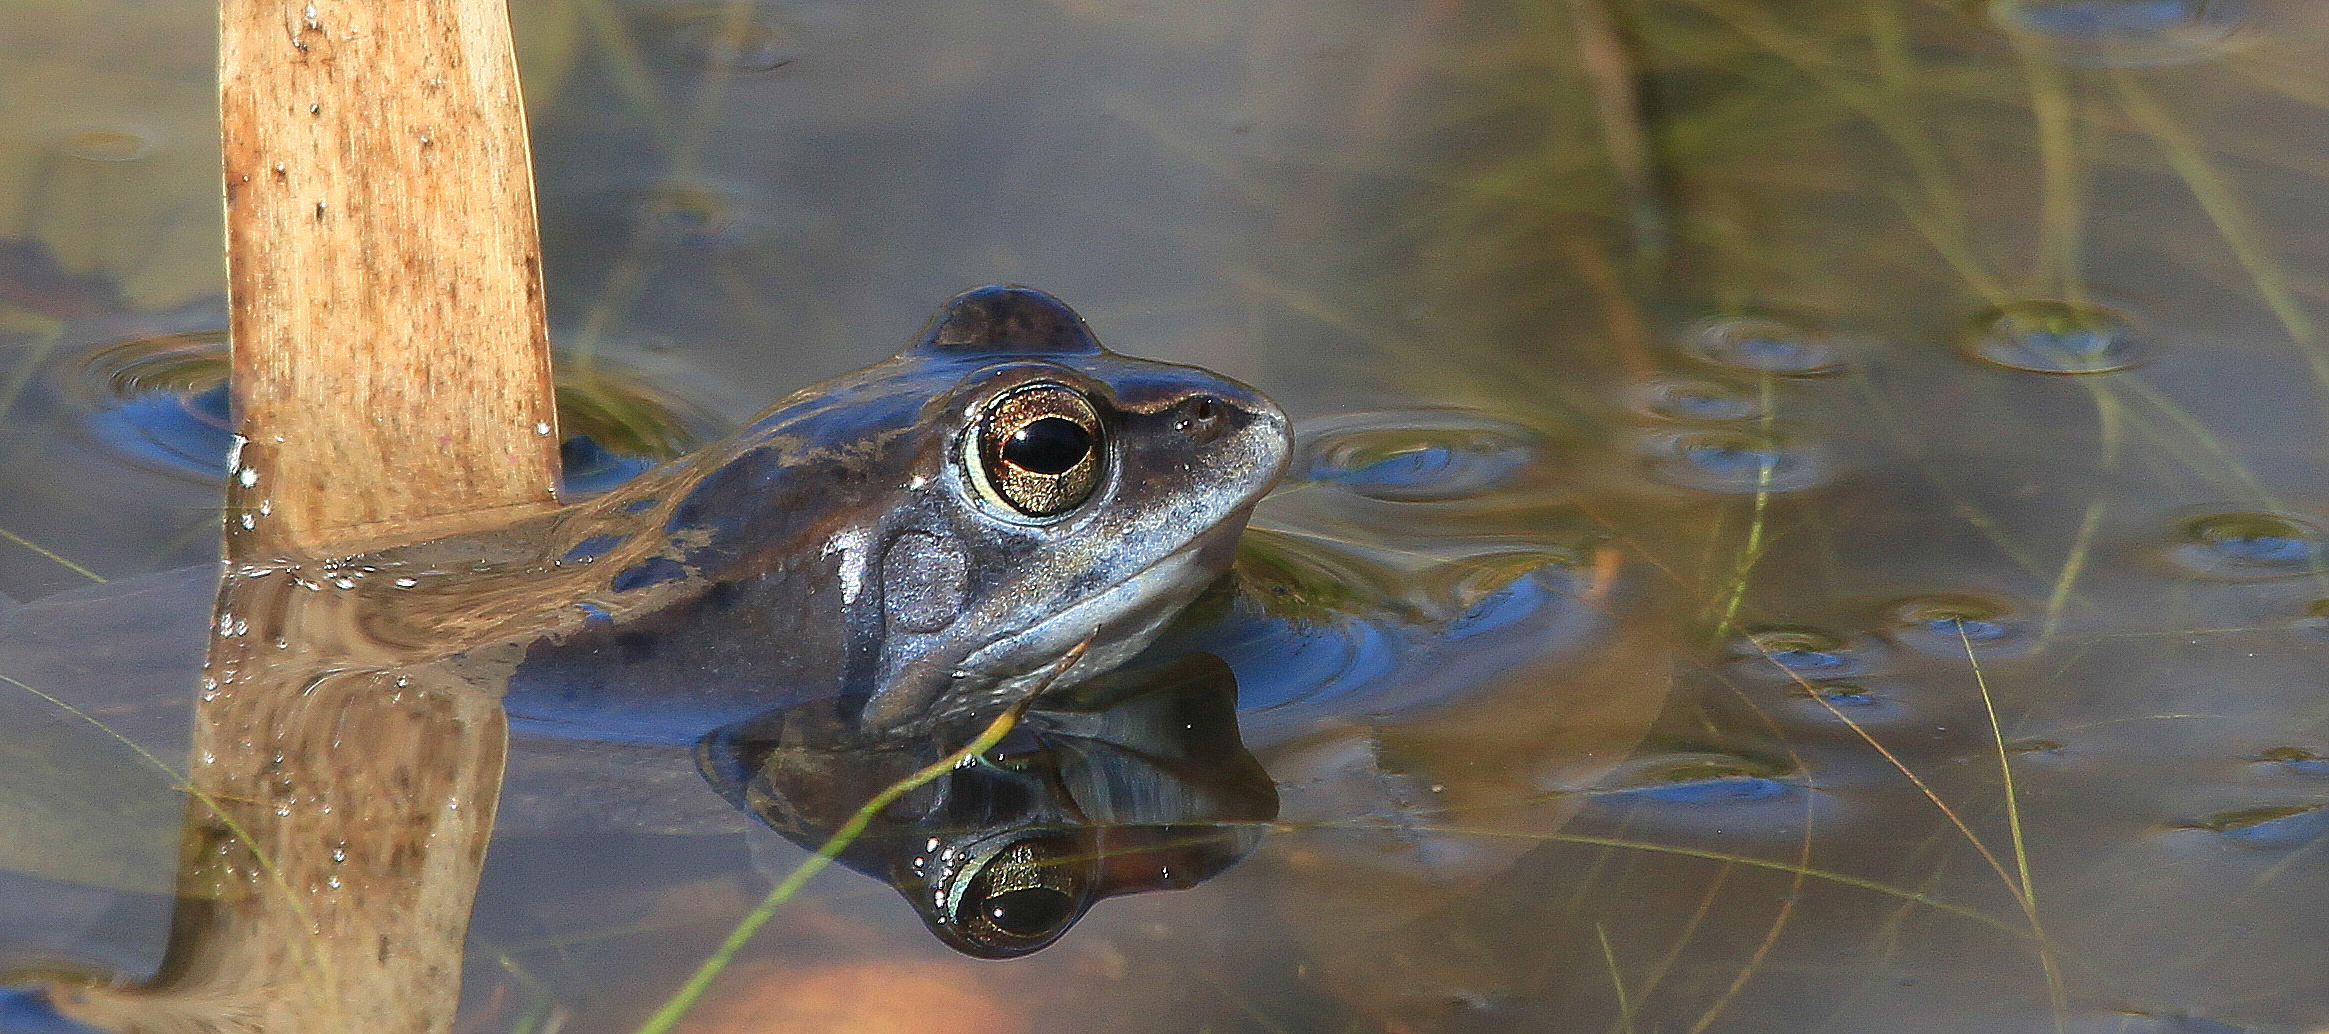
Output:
(4, 0), (2329, 1031)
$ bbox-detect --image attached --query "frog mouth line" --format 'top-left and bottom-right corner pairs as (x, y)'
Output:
(900, 511), (1255, 730)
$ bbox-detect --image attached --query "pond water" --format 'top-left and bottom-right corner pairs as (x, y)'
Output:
(4, 0), (2329, 1032)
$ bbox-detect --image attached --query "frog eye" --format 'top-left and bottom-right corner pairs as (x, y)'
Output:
(941, 833), (1095, 957)
(972, 384), (1104, 518)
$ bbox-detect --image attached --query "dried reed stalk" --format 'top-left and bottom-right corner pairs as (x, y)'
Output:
(51, 1), (557, 1030)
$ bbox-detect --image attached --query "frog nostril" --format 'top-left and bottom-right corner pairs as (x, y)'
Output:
(1176, 395), (1227, 443)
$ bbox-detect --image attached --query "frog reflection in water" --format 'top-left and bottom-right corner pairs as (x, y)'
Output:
(491, 285), (1290, 955)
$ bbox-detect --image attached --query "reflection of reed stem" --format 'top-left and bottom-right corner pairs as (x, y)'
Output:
(2013, 37), (2086, 300)
(45, 0), (559, 1030)
(1565, 0), (1668, 270)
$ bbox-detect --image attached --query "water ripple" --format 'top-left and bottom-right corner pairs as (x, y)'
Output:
(1991, 0), (2248, 67)
(1682, 313), (1843, 376)
(1642, 428), (1831, 494)
(2167, 511), (2325, 579)
(1966, 300), (2143, 374)
(1292, 410), (1543, 503)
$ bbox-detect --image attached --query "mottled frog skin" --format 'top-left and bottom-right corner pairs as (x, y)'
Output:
(502, 284), (1290, 741)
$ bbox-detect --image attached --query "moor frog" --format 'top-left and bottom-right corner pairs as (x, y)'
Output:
(496, 283), (1289, 740)
(0, 284), (1291, 960)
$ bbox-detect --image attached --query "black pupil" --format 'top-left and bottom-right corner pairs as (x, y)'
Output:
(982, 887), (1077, 938)
(1002, 416), (1091, 475)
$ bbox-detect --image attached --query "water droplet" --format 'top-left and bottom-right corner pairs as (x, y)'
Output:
(1292, 411), (1542, 502)
(1991, 0), (2246, 67)
(1644, 429), (1829, 494)
(1729, 627), (1875, 680)
(59, 125), (159, 162)
(2169, 512), (2325, 579)
(1882, 594), (2031, 656)
(1636, 376), (1763, 421)
(1682, 313), (1842, 375)
(1967, 300), (2142, 374)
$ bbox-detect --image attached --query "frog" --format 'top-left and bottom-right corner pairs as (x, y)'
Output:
(0, 283), (1292, 962)
(493, 282), (1290, 740)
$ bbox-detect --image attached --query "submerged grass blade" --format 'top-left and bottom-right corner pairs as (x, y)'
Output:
(2008, 32), (2086, 299)
(1959, 626), (2067, 1031)
(1682, 830), (1807, 1034)
(1382, 823), (2030, 939)
(2110, 72), (2329, 433)
(1706, 375), (1781, 636)
(0, 524), (105, 583)
(624, 686), (1048, 1034)
(1593, 923), (1638, 1034)
(2038, 498), (2106, 648)
(1786, 662), (2025, 909)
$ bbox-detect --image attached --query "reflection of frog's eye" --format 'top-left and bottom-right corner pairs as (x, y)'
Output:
(943, 833), (1094, 957)
(973, 384), (1104, 518)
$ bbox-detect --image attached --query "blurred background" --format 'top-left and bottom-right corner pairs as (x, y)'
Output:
(3, 0), (2328, 1031)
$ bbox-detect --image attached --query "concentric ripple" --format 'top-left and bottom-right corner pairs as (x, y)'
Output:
(1588, 751), (1803, 806)
(1966, 300), (2143, 374)
(1880, 593), (2032, 657)
(2167, 511), (2325, 579)
(1292, 410), (1543, 502)
(1643, 428), (1830, 494)
(1634, 375), (1763, 422)
(1682, 313), (1844, 376)
(1990, 0), (2248, 67)
(1728, 626), (1879, 682)
(66, 329), (716, 495)
(2182, 801), (2329, 848)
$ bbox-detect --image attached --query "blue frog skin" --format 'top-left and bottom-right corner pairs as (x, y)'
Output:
(0, 285), (1293, 961)
(0, 290), (1624, 963)
(493, 284), (1290, 741)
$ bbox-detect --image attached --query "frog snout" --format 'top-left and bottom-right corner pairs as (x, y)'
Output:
(1195, 382), (1290, 487)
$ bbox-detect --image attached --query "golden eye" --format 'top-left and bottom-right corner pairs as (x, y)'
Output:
(973, 384), (1103, 517)
(944, 834), (1094, 956)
